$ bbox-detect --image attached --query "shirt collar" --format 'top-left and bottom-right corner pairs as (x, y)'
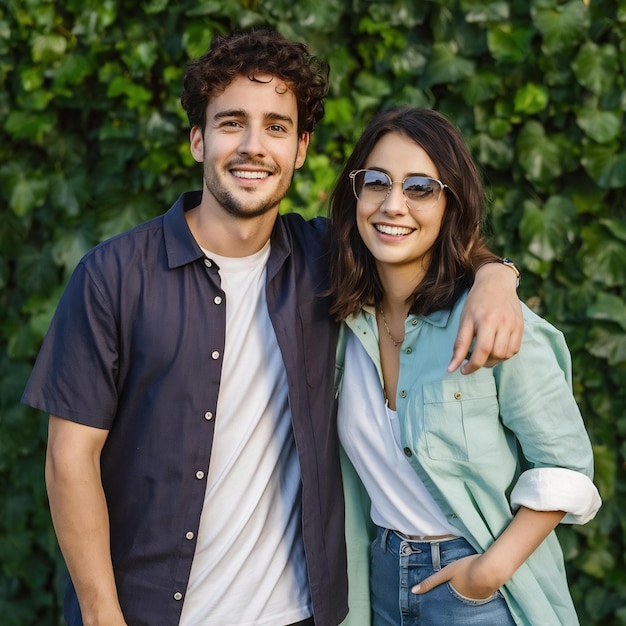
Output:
(352, 302), (453, 329)
(163, 191), (206, 269)
(162, 190), (292, 272)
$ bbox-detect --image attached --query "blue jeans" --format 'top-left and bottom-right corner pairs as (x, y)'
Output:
(371, 527), (516, 626)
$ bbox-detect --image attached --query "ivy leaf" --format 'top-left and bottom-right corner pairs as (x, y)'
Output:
(591, 445), (615, 500)
(457, 70), (502, 105)
(464, 2), (510, 24)
(487, 23), (534, 63)
(532, 0), (588, 55)
(12, 246), (58, 313)
(50, 229), (94, 273)
(578, 223), (626, 287)
(106, 76), (152, 109)
(0, 162), (48, 217)
(581, 141), (626, 189)
(516, 121), (562, 185)
(514, 83), (549, 115)
(49, 173), (83, 217)
(576, 109), (622, 144)
(182, 20), (224, 58)
(519, 196), (576, 262)
(20, 66), (43, 91)
(3, 110), (55, 141)
(323, 97), (356, 128)
(587, 327), (626, 366)
(473, 133), (514, 170)
(31, 33), (67, 63)
(572, 42), (619, 95)
(420, 42), (475, 88)
(388, 44), (428, 78)
(587, 293), (626, 331)
(599, 218), (626, 243)
(353, 71), (391, 112)
(143, 0), (169, 13)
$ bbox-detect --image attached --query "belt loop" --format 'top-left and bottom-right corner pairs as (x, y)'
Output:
(381, 528), (390, 554)
(431, 542), (442, 570)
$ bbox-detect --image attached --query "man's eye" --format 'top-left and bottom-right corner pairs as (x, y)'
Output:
(220, 120), (241, 128)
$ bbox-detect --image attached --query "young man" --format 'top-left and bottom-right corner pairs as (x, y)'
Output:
(22, 30), (522, 626)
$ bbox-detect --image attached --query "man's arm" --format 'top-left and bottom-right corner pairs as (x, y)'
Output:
(46, 415), (127, 626)
(448, 261), (523, 374)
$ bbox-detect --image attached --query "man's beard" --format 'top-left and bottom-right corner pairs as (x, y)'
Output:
(205, 181), (280, 219)
(203, 158), (294, 220)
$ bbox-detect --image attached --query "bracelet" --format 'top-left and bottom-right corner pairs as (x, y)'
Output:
(500, 257), (520, 288)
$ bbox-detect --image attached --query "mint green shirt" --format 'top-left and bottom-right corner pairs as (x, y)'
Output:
(338, 292), (600, 626)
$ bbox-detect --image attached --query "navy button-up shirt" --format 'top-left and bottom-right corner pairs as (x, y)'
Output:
(22, 191), (346, 625)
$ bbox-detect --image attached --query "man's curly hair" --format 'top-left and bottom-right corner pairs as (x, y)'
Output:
(181, 29), (329, 137)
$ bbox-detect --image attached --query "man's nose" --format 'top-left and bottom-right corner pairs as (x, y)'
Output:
(237, 126), (266, 157)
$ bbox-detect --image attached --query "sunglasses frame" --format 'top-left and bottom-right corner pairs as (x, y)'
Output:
(349, 169), (449, 210)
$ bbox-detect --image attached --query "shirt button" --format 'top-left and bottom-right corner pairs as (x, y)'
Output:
(195, 470), (205, 480)
(214, 296), (222, 305)
(204, 259), (212, 268)
(400, 390), (407, 398)
(204, 411), (213, 420)
(403, 447), (412, 457)
(411, 319), (418, 326)
(211, 351), (220, 360)
(454, 392), (462, 400)
(174, 592), (183, 601)
(405, 347), (412, 354)
(185, 531), (194, 540)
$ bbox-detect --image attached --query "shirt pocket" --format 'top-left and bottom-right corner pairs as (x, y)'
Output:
(422, 375), (499, 462)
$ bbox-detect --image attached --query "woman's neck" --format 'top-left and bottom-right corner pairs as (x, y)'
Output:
(376, 263), (425, 315)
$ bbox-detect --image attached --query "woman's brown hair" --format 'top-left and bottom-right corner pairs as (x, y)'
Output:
(328, 106), (498, 321)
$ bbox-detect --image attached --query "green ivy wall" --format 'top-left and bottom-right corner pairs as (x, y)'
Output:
(1, 0), (625, 623)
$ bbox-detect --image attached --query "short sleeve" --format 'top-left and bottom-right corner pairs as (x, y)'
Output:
(22, 260), (120, 428)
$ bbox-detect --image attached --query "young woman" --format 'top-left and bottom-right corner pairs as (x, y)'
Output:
(329, 106), (601, 626)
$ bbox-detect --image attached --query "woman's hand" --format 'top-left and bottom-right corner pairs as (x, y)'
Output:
(411, 553), (502, 600)
(413, 508), (565, 599)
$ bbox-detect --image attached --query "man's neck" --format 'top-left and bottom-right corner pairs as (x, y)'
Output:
(185, 199), (278, 258)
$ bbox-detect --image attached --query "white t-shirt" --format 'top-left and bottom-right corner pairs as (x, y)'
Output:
(338, 331), (458, 537)
(179, 242), (311, 626)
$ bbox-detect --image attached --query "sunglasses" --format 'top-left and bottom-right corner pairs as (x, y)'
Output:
(349, 169), (448, 210)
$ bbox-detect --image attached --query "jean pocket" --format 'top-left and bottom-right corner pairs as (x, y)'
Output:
(446, 582), (502, 606)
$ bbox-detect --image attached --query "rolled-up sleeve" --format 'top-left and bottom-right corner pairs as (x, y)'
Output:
(510, 467), (601, 524)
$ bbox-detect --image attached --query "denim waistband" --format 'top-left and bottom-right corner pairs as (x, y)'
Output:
(378, 526), (474, 570)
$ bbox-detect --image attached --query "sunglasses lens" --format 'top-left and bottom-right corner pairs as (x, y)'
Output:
(403, 177), (438, 203)
(359, 171), (391, 200)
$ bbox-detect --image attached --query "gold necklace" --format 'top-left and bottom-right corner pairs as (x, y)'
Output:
(378, 306), (403, 347)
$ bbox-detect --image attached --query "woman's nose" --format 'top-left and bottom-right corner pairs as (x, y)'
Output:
(380, 182), (408, 215)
